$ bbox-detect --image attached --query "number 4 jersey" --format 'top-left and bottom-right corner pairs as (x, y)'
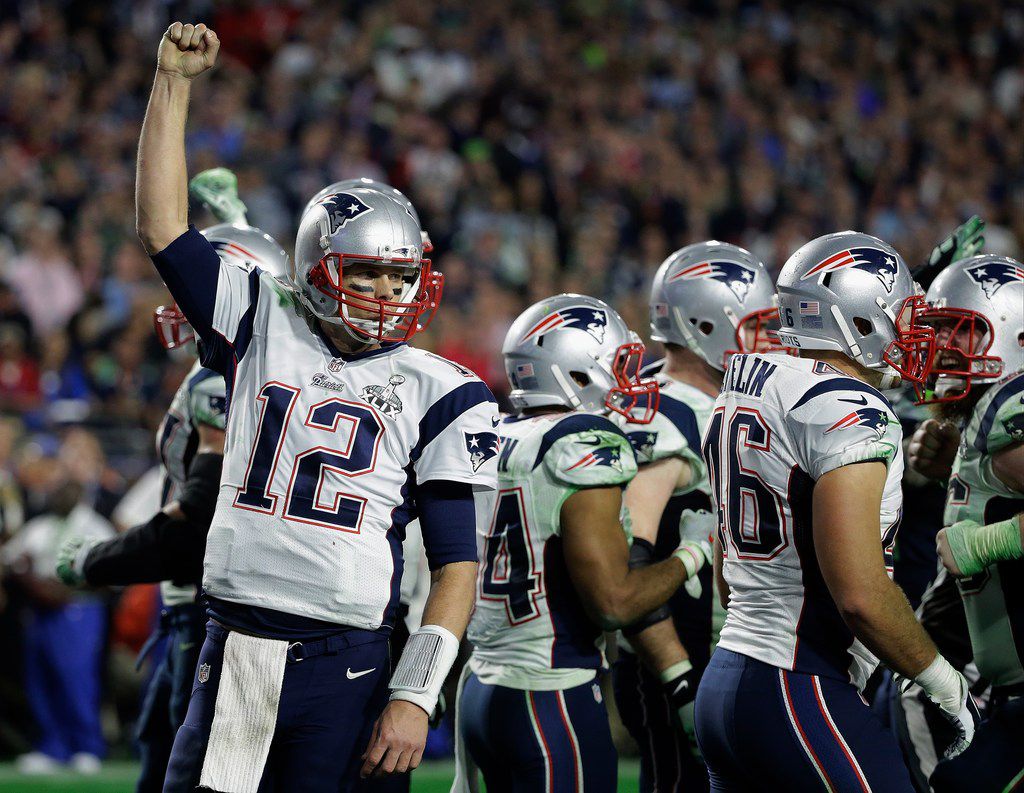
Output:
(467, 412), (638, 690)
(706, 353), (903, 690)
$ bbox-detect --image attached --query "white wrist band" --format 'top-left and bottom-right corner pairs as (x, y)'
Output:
(389, 624), (460, 716)
(914, 654), (963, 712)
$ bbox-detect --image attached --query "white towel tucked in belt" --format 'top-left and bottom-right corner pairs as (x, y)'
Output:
(200, 631), (289, 793)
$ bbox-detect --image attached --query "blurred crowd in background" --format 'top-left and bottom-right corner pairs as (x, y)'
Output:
(0, 0), (1021, 767)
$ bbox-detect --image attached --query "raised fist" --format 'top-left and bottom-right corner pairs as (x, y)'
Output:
(907, 419), (960, 482)
(158, 22), (220, 80)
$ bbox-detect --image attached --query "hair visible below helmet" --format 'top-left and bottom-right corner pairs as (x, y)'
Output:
(153, 223), (290, 350)
(649, 241), (781, 371)
(292, 187), (441, 343)
(775, 231), (935, 389)
(302, 178), (433, 254)
(915, 254), (1023, 402)
(503, 293), (658, 423)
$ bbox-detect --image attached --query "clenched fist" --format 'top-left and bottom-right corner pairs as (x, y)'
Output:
(908, 419), (960, 482)
(158, 22), (220, 80)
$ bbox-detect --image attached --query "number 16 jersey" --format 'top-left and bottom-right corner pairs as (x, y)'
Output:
(706, 354), (904, 690)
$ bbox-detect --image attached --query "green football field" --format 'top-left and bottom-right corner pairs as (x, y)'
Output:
(0, 760), (642, 791)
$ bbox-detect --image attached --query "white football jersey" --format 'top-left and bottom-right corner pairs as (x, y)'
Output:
(467, 412), (637, 690)
(197, 262), (498, 631)
(155, 360), (227, 606)
(708, 354), (903, 690)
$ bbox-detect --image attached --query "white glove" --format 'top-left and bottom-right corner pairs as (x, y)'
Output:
(674, 509), (715, 599)
(906, 655), (980, 759)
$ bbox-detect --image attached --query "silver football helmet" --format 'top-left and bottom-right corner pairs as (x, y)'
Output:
(503, 293), (658, 423)
(302, 178), (433, 253)
(916, 255), (1022, 402)
(776, 231), (935, 389)
(649, 241), (782, 371)
(153, 223), (289, 350)
(292, 186), (441, 343)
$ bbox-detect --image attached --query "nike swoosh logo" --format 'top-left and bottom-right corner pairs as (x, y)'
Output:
(838, 396), (868, 405)
(346, 667), (376, 680)
(491, 417), (501, 427)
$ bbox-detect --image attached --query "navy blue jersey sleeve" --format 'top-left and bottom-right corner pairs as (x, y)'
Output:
(151, 225), (261, 374)
(417, 480), (478, 569)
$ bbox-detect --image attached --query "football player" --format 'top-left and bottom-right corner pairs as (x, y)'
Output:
(136, 23), (497, 792)
(56, 187), (289, 791)
(611, 242), (782, 792)
(456, 294), (714, 793)
(694, 231), (978, 791)
(905, 254), (1024, 791)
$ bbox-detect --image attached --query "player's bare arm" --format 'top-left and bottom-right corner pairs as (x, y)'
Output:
(361, 561), (477, 778)
(560, 486), (686, 630)
(136, 22), (220, 254)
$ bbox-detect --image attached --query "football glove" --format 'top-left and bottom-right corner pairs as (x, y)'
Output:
(944, 517), (1023, 577)
(921, 215), (985, 282)
(189, 167), (248, 225)
(55, 535), (99, 586)
(899, 655), (980, 759)
(674, 509), (715, 599)
(661, 659), (700, 725)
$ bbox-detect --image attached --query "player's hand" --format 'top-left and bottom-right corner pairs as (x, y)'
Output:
(935, 526), (965, 577)
(158, 22), (220, 80)
(189, 168), (248, 225)
(675, 509), (715, 598)
(907, 420), (960, 482)
(927, 672), (981, 759)
(360, 699), (428, 778)
(55, 535), (95, 586)
(927, 215), (985, 273)
(662, 659), (700, 725)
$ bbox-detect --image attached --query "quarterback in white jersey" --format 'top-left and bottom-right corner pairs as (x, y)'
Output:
(694, 231), (978, 792)
(457, 294), (713, 793)
(611, 241), (785, 793)
(137, 23), (496, 792)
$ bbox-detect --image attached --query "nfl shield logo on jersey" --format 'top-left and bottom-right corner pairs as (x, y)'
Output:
(360, 375), (406, 418)
(328, 357), (345, 373)
(198, 663), (211, 684)
(464, 431), (499, 472)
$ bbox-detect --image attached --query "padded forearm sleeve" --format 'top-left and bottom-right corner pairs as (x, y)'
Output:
(82, 512), (207, 587)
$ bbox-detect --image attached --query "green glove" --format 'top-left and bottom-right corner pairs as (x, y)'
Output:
(189, 167), (248, 225)
(55, 535), (95, 586)
(946, 516), (1023, 577)
(928, 215), (985, 272)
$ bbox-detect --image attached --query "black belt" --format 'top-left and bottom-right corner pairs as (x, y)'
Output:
(286, 630), (383, 663)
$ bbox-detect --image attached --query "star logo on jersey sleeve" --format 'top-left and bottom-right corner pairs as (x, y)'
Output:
(565, 435), (623, 472)
(464, 431), (500, 472)
(626, 430), (658, 463)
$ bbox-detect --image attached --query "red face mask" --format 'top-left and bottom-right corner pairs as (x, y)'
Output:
(153, 303), (194, 350)
(604, 342), (660, 424)
(881, 295), (938, 385)
(307, 252), (443, 343)
(911, 305), (1003, 403)
(729, 307), (792, 364)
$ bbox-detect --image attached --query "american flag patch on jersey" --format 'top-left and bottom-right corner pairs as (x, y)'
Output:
(799, 301), (820, 315)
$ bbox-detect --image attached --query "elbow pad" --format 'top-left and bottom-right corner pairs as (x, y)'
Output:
(622, 538), (672, 637)
(178, 452), (223, 526)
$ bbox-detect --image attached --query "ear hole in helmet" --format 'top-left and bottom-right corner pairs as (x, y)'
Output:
(569, 371), (590, 387)
(688, 318), (714, 336)
(1018, 332), (1024, 349)
(853, 317), (873, 336)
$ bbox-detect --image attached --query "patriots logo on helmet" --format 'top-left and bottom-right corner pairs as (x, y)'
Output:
(565, 435), (623, 472)
(522, 306), (608, 344)
(824, 407), (890, 440)
(669, 261), (757, 303)
(209, 239), (261, 269)
(801, 247), (899, 293)
(319, 192), (374, 235)
(464, 431), (499, 472)
(626, 431), (658, 463)
(965, 261), (1024, 299)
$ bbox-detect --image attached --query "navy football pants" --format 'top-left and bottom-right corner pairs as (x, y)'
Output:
(163, 621), (390, 793)
(459, 672), (617, 793)
(695, 649), (914, 792)
(136, 604), (205, 793)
